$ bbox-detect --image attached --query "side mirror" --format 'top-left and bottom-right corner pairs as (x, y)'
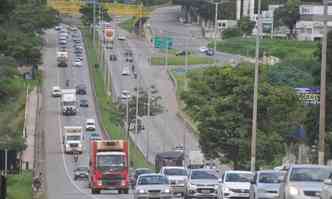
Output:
(218, 178), (222, 183)
(324, 179), (332, 185)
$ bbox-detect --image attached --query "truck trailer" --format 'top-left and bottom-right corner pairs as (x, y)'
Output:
(89, 140), (129, 194)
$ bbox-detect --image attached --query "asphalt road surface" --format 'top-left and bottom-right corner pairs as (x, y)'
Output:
(102, 20), (200, 164)
(42, 29), (132, 199)
(149, 6), (244, 65)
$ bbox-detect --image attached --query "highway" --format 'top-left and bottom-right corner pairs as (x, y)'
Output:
(104, 21), (200, 164)
(42, 29), (132, 199)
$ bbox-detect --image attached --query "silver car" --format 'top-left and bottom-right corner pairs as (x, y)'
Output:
(320, 175), (332, 199)
(279, 164), (332, 199)
(160, 166), (188, 196)
(134, 173), (172, 199)
(249, 170), (285, 199)
(185, 168), (221, 199)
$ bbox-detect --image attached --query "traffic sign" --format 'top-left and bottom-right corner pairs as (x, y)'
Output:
(154, 36), (173, 49)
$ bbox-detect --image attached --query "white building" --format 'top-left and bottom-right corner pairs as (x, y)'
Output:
(296, 3), (332, 41)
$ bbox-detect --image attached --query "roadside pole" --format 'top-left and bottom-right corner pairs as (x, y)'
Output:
(146, 82), (151, 161)
(319, 0), (328, 165)
(4, 149), (7, 176)
(93, 0), (96, 47)
(250, 0), (261, 173)
(213, 2), (219, 66)
(135, 74), (139, 135)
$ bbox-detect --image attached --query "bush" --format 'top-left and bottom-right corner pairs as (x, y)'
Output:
(223, 28), (241, 39)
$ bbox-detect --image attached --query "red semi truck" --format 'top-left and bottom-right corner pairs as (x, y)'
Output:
(89, 140), (129, 194)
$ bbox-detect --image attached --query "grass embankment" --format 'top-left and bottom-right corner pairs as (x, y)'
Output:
(152, 49), (214, 65)
(212, 37), (317, 60)
(83, 28), (152, 169)
(119, 17), (138, 32)
(7, 171), (32, 199)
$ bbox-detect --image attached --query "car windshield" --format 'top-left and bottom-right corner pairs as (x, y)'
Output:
(191, 170), (218, 180)
(289, 167), (332, 182)
(76, 167), (88, 171)
(165, 168), (187, 176)
(97, 154), (126, 171)
(259, 172), (283, 184)
(138, 175), (168, 185)
(135, 169), (153, 178)
(87, 122), (94, 125)
(225, 173), (252, 182)
(67, 135), (80, 141)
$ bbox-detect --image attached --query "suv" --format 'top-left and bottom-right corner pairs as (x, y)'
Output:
(76, 84), (87, 95)
(279, 164), (332, 199)
(160, 166), (187, 196)
(185, 169), (221, 198)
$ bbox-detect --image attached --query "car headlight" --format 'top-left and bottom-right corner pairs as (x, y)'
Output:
(163, 188), (170, 193)
(138, 189), (146, 194)
(289, 186), (299, 195)
(97, 180), (102, 186)
(223, 187), (230, 192)
(188, 183), (197, 190)
(214, 184), (219, 190)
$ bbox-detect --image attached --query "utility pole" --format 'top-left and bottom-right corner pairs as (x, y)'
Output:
(93, 0), (96, 47)
(135, 75), (139, 135)
(214, 2), (219, 66)
(126, 97), (129, 139)
(4, 149), (7, 176)
(250, 0), (261, 173)
(146, 83), (151, 161)
(184, 38), (189, 90)
(319, 0), (328, 165)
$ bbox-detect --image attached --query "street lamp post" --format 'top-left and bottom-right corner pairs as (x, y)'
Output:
(318, 0), (328, 165)
(93, 0), (96, 47)
(250, 0), (261, 173)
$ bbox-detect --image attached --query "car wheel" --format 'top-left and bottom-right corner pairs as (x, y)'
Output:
(123, 189), (129, 194)
(118, 189), (123, 194)
(74, 176), (77, 181)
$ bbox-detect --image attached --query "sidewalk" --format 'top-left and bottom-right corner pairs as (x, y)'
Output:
(21, 88), (38, 170)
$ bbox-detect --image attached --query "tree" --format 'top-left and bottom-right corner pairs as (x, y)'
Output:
(181, 66), (305, 168)
(238, 17), (255, 37)
(119, 87), (163, 133)
(273, 0), (300, 38)
(80, 4), (111, 26)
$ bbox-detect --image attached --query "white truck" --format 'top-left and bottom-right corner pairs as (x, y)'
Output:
(188, 150), (205, 169)
(61, 89), (78, 115)
(57, 51), (68, 67)
(63, 126), (83, 154)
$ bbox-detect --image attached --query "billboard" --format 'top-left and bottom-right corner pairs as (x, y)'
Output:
(295, 87), (320, 105)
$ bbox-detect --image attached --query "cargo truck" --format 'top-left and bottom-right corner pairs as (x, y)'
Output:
(61, 89), (78, 115)
(57, 51), (68, 67)
(89, 140), (129, 194)
(63, 126), (83, 154)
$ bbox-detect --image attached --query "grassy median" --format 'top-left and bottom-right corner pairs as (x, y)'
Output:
(83, 28), (153, 169)
(7, 171), (32, 199)
(151, 54), (214, 65)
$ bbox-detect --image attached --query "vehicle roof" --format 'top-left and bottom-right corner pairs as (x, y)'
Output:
(224, 170), (253, 174)
(86, 118), (95, 123)
(53, 86), (61, 89)
(156, 151), (184, 159)
(162, 166), (186, 170)
(289, 164), (332, 169)
(138, 173), (164, 177)
(136, 168), (153, 171)
(97, 151), (125, 156)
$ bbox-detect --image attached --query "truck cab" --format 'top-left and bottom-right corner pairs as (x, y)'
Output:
(61, 89), (78, 115)
(63, 126), (83, 154)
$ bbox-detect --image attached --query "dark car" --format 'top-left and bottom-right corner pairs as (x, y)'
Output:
(124, 50), (133, 57)
(130, 168), (154, 188)
(76, 84), (87, 95)
(206, 48), (214, 56)
(126, 57), (133, 62)
(109, 54), (117, 61)
(176, 50), (191, 56)
(79, 99), (88, 107)
(89, 132), (102, 141)
(74, 166), (89, 181)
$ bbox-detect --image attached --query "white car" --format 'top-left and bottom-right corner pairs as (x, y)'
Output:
(85, 119), (96, 131)
(160, 166), (187, 196)
(199, 47), (208, 53)
(250, 170), (285, 199)
(118, 35), (126, 40)
(222, 170), (253, 199)
(52, 86), (62, 97)
(121, 90), (131, 100)
(121, 66), (130, 76)
(73, 59), (83, 67)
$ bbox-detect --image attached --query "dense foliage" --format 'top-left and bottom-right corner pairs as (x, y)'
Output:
(80, 4), (111, 25)
(181, 66), (307, 169)
(0, 0), (58, 150)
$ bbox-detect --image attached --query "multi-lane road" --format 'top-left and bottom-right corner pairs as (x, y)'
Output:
(42, 29), (132, 199)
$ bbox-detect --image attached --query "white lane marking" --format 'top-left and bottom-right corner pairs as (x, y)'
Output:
(56, 54), (99, 199)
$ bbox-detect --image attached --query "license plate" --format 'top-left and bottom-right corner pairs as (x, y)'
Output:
(201, 190), (210, 194)
(237, 193), (249, 197)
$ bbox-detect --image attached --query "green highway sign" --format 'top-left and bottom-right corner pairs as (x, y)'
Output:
(154, 36), (173, 49)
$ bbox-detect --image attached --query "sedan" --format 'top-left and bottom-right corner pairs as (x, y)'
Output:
(79, 99), (88, 107)
(76, 84), (87, 95)
(186, 169), (221, 199)
(130, 168), (154, 188)
(250, 170), (285, 199)
(52, 86), (62, 97)
(72, 59), (83, 67)
(85, 118), (96, 131)
(109, 54), (117, 61)
(118, 35), (126, 40)
(206, 48), (214, 56)
(73, 166), (89, 181)
(199, 47), (209, 53)
(134, 174), (172, 199)
(121, 67), (130, 76)
(176, 50), (191, 56)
